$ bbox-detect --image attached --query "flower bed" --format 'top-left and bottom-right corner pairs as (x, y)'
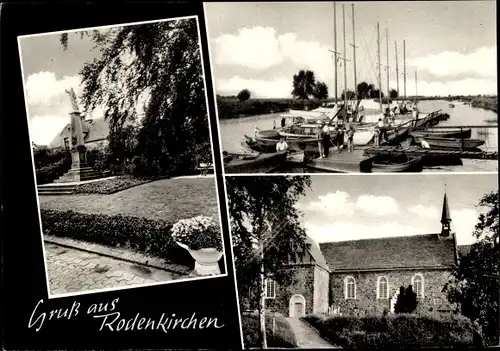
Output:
(74, 175), (159, 194)
(302, 313), (480, 348)
(40, 209), (193, 266)
(242, 311), (297, 348)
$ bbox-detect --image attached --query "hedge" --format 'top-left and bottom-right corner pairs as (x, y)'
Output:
(303, 313), (480, 348)
(36, 158), (72, 185)
(242, 311), (297, 348)
(40, 209), (193, 267)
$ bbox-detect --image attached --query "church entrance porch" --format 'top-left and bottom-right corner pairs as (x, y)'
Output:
(289, 294), (306, 318)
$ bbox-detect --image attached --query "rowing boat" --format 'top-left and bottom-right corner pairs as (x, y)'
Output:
(223, 151), (287, 174)
(286, 151), (306, 164)
(410, 134), (485, 150)
(411, 128), (472, 139)
(371, 155), (423, 173)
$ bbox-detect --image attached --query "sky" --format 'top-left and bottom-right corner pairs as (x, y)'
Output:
(19, 32), (106, 146)
(204, 1), (497, 99)
(294, 173), (498, 246)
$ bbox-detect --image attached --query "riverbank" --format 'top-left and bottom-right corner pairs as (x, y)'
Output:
(469, 97), (498, 113)
(216, 97), (331, 119)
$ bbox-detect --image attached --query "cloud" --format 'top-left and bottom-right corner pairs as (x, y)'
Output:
(25, 71), (82, 116)
(408, 204), (440, 219)
(213, 27), (284, 69)
(297, 191), (356, 217)
(213, 26), (333, 79)
(409, 46), (497, 78)
(28, 115), (69, 146)
(355, 195), (399, 216)
(304, 221), (427, 243)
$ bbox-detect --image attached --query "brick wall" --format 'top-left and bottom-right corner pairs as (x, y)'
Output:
(267, 265), (315, 316)
(330, 269), (455, 316)
(313, 266), (330, 314)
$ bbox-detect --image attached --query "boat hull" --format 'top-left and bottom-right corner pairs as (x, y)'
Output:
(286, 151), (306, 164)
(224, 152), (287, 174)
(410, 135), (485, 150)
(372, 156), (423, 173)
(411, 128), (472, 139)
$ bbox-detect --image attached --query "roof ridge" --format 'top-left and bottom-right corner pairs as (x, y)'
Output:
(318, 233), (440, 245)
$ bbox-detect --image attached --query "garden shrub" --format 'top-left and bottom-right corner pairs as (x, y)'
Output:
(40, 209), (194, 267)
(303, 313), (478, 348)
(34, 148), (72, 184)
(241, 311), (297, 348)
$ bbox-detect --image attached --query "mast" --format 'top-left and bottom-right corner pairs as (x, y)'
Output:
(342, 4), (348, 118)
(386, 26), (390, 103)
(395, 41), (399, 97)
(351, 3), (357, 100)
(403, 39), (407, 101)
(334, 2), (338, 103)
(377, 21), (382, 115)
(415, 70), (418, 103)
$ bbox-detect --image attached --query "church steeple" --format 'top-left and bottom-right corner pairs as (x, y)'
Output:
(440, 190), (452, 237)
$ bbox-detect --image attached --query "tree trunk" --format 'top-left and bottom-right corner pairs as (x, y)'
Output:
(258, 239), (268, 349)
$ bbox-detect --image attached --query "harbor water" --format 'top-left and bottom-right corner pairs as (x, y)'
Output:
(218, 100), (498, 173)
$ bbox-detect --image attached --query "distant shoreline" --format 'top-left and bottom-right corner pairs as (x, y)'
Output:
(217, 95), (498, 119)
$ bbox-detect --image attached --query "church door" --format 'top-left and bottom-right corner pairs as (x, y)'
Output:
(293, 302), (304, 318)
(289, 294), (306, 318)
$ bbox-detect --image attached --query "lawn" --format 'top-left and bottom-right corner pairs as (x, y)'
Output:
(242, 311), (298, 348)
(39, 176), (220, 222)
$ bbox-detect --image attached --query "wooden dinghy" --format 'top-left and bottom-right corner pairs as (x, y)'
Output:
(371, 155), (423, 173)
(286, 151), (306, 164)
(255, 127), (281, 139)
(244, 135), (279, 153)
(223, 151), (287, 174)
(410, 134), (485, 150)
(411, 128), (472, 139)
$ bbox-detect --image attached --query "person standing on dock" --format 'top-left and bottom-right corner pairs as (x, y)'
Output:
(332, 126), (341, 152)
(377, 118), (387, 144)
(374, 125), (380, 147)
(347, 125), (355, 152)
(317, 124), (325, 158)
(276, 137), (288, 153)
(322, 122), (331, 157)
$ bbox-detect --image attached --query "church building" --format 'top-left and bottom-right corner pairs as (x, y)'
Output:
(257, 191), (460, 318)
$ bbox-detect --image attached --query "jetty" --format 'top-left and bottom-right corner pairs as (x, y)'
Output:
(364, 145), (498, 161)
(307, 149), (375, 173)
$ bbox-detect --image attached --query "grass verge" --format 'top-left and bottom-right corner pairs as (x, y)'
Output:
(242, 311), (298, 348)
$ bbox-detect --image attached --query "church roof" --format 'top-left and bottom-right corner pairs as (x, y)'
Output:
(49, 117), (110, 148)
(304, 235), (329, 271)
(319, 233), (456, 271)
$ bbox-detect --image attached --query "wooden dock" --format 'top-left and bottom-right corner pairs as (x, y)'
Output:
(363, 146), (498, 160)
(307, 149), (375, 173)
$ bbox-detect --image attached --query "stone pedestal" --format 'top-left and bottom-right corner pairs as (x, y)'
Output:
(55, 146), (102, 183)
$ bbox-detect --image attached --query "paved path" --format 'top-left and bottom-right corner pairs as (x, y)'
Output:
(45, 243), (186, 295)
(286, 318), (337, 349)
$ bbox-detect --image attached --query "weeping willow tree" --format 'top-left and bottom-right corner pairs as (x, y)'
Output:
(60, 18), (211, 177)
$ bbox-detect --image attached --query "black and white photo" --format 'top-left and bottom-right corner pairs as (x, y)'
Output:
(226, 174), (498, 348)
(19, 15), (226, 298)
(205, 2), (497, 174)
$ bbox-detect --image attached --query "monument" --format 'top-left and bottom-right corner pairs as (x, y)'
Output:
(53, 88), (102, 183)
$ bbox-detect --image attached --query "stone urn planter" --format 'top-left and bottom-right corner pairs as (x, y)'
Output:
(171, 215), (223, 277)
(176, 242), (223, 276)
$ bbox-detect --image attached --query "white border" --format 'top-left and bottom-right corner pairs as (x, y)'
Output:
(18, 14), (230, 300)
(203, 4), (245, 349)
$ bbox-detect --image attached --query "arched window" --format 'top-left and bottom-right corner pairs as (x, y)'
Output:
(377, 276), (389, 299)
(412, 273), (424, 298)
(344, 276), (356, 299)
